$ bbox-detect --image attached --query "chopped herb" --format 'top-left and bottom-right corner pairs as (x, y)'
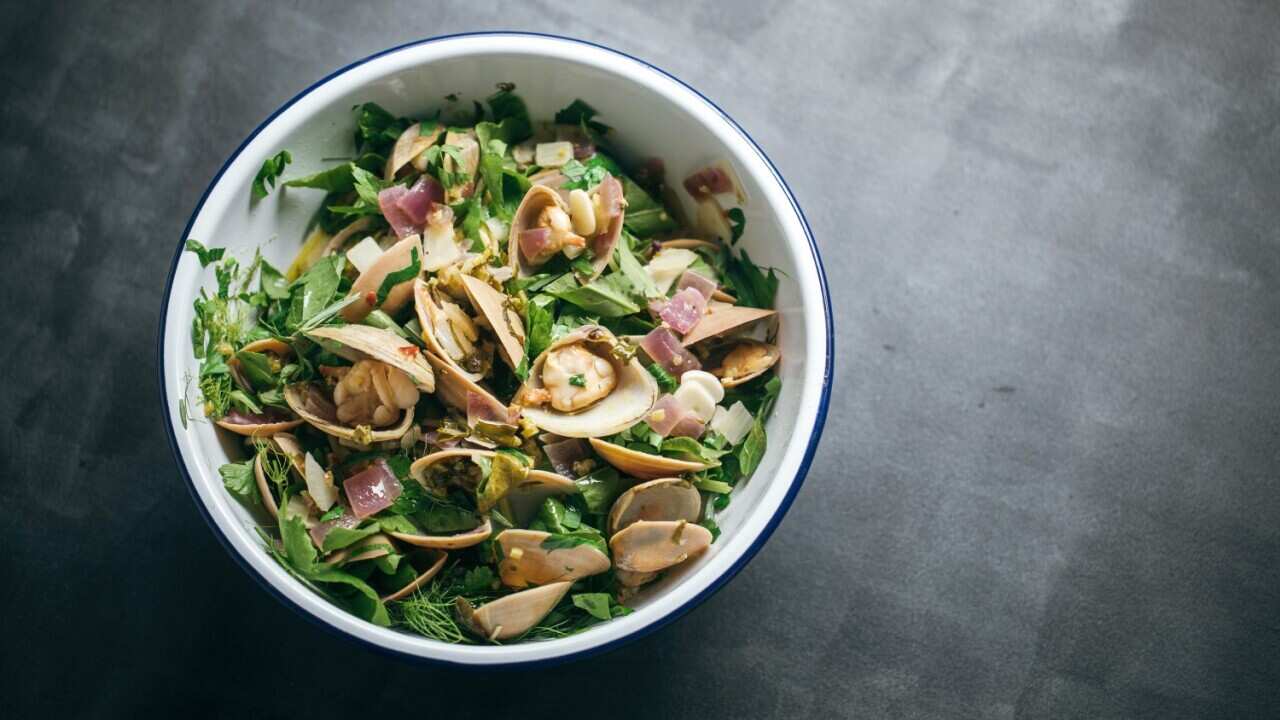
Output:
(184, 239), (225, 268)
(727, 207), (746, 243)
(646, 363), (677, 393)
(252, 150), (292, 200)
(375, 247), (421, 305)
(568, 374), (586, 387)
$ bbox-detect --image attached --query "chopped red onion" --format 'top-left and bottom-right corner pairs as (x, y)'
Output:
(308, 505), (359, 547)
(519, 227), (553, 263)
(378, 185), (418, 238)
(676, 270), (717, 301)
(659, 287), (707, 335)
(639, 327), (702, 377)
(683, 165), (734, 199)
(543, 438), (589, 477)
(466, 390), (511, 427)
(343, 459), (402, 519)
(646, 394), (690, 436)
(668, 414), (706, 439)
(396, 175), (443, 225)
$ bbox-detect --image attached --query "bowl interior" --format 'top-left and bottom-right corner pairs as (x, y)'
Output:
(160, 34), (828, 665)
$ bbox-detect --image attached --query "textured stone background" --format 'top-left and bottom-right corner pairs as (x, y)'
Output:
(3, 1), (1279, 717)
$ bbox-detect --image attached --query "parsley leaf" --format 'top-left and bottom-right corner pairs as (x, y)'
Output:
(554, 99), (611, 136)
(219, 460), (259, 508)
(727, 207), (746, 243)
(284, 153), (384, 193)
(568, 374), (586, 387)
(646, 363), (677, 393)
(252, 150), (292, 200)
(185, 239), (225, 268)
(375, 247), (420, 305)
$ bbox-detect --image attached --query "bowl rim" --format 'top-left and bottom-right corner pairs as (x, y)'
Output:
(156, 30), (832, 668)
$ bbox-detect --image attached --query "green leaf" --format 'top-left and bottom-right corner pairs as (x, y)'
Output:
(727, 207), (746, 243)
(661, 436), (730, 463)
(234, 350), (276, 391)
(572, 592), (613, 621)
(286, 255), (343, 331)
(554, 99), (611, 136)
(574, 467), (622, 513)
(737, 417), (767, 476)
(462, 566), (497, 594)
(546, 273), (640, 317)
(724, 249), (779, 310)
(538, 497), (580, 534)
(692, 477), (733, 494)
(646, 363), (677, 393)
(486, 88), (533, 143)
(700, 518), (722, 542)
(615, 232), (661, 299)
(219, 460), (259, 508)
(280, 512), (319, 574)
(373, 514), (417, 534)
(420, 503), (480, 534)
(259, 259), (289, 300)
(350, 165), (385, 207)
(228, 388), (262, 415)
(283, 154), (384, 193)
(252, 150), (292, 200)
(319, 505), (345, 523)
(375, 247), (420, 305)
(278, 513), (389, 626)
(524, 293), (556, 365)
(185, 239), (225, 267)
(624, 207), (678, 238)
(321, 524), (382, 553)
(540, 530), (606, 554)
(354, 102), (407, 155)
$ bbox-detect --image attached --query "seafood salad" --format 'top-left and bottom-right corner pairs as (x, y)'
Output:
(183, 86), (781, 643)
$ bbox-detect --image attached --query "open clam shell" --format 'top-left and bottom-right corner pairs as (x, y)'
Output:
(380, 549), (448, 602)
(588, 438), (713, 480)
(456, 581), (572, 641)
(385, 122), (439, 181)
(387, 517), (493, 550)
(283, 382), (416, 444)
(408, 448), (574, 526)
(517, 325), (658, 438)
(214, 414), (303, 438)
(508, 184), (566, 278)
(422, 350), (508, 420)
(495, 529), (611, 589)
(460, 274), (525, 372)
(306, 325), (435, 391)
(680, 304), (777, 347)
(610, 520), (713, 573)
(607, 478), (702, 536)
(704, 339), (780, 387)
(251, 433), (305, 518)
(340, 234), (423, 322)
(414, 279), (486, 382)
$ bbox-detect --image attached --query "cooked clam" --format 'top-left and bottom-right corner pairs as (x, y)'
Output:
(408, 448), (573, 523)
(588, 438), (713, 480)
(610, 520), (713, 573)
(516, 325), (658, 438)
(508, 178), (623, 281)
(705, 340), (780, 387)
(414, 278), (489, 381)
(306, 325), (435, 391)
(607, 477), (701, 536)
(455, 581), (572, 642)
(495, 529), (611, 589)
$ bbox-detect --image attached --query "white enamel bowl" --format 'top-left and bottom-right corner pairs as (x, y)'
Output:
(158, 32), (832, 667)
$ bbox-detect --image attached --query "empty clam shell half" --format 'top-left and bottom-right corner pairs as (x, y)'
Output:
(610, 520), (713, 573)
(495, 529), (611, 589)
(380, 549), (448, 602)
(680, 304), (777, 347)
(455, 581), (572, 641)
(306, 325), (435, 392)
(607, 477), (702, 536)
(460, 274), (525, 372)
(588, 438), (713, 480)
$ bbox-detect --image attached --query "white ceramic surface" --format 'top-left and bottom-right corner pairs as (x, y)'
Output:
(158, 33), (831, 666)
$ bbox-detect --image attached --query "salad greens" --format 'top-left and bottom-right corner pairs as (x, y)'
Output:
(185, 86), (783, 644)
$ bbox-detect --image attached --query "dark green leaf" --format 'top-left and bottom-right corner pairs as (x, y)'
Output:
(554, 99), (611, 135)
(354, 102), (407, 155)
(321, 524), (381, 553)
(219, 460), (259, 508)
(283, 154), (385, 193)
(184, 239), (225, 268)
(259, 259), (289, 300)
(724, 249), (779, 309)
(486, 88), (532, 143)
(571, 592), (613, 621)
(574, 467), (622, 513)
(252, 150), (292, 200)
(737, 418), (767, 476)
(547, 273), (640, 317)
(646, 363), (677, 393)
(727, 207), (746, 243)
(375, 247), (420, 305)
(523, 293), (556, 365)
(233, 350), (276, 391)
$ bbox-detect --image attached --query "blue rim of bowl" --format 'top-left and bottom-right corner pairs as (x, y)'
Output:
(157, 30), (833, 669)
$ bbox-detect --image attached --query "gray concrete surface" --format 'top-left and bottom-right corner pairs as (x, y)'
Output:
(2, 1), (1279, 717)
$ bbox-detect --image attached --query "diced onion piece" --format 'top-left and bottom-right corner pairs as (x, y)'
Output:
(535, 141), (574, 168)
(673, 382), (717, 423)
(695, 196), (733, 243)
(709, 401), (753, 445)
(645, 248), (698, 294)
(568, 189), (597, 236)
(345, 236), (384, 275)
(343, 459), (402, 519)
(678, 370), (725, 404)
(304, 452), (337, 511)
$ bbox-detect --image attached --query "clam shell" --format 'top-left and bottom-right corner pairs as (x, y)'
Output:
(517, 325), (658, 438)
(414, 279), (485, 382)
(340, 234), (423, 322)
(323, 532), (396, 567)
(306, 325), (434, 392)
(385, 122), (439, 181)
(508, 185), (567, 278)
(240, 338), (292, 356)
(408, 449), (574, 527)
(706, 340), (780, 387)
(380, 549), (448, 602)
(251, 433), (305, 518)
(607, 478), (702, 536)
(214, 416), (303, 438)
(283, 383), (416, 443)
(422, 350), (506, 416)
(680, 304), (777, 347)
(387, 517), (493, 550)
(456, 581), (572, 641)
(588, 438), (712, 480)
(609, 520), (713, 573)
(322, 216), (373, 257)
(495, 529), (611, 589)
(460, 274), (525, 372)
